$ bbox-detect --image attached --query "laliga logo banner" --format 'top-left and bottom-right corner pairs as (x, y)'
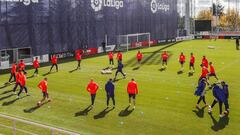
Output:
(91, 0), (123, 12)
(0, 0), (39, 6)
(151, 0), (170, 14)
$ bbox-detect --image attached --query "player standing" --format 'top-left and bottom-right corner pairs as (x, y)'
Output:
(189, 53), (195, 73)
(208, 62), (219, 80)
(114, 61), (126, 81)
(179, 52), (186, 71)
(8, 62), (17, 83)
(161, 51), (168, 69)
(236, 38), (239, 50)
(13, 70), (22, 94)
(37, 78), (51, 106)
(75, 51), (82, 70)
(49, 55), (58, 73)
(202, 56), (208, 68)
(108, 51), (114, 68)
(17, 72), (29, 98)
(127, 79), (139, 109)
(105, 79), (115, 108)
(117, 51), (123, 63)
(136, 51), (143, 65)
(199, 64), (209, 84)
(86, 79), (99, 107)
(18, 60), (27, 74)
(33, 57), (40, 76)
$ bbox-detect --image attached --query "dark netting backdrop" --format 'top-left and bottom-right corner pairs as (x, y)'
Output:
(0, 0), (177, 55)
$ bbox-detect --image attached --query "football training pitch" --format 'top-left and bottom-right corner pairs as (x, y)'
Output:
(0, 40), (240, 135)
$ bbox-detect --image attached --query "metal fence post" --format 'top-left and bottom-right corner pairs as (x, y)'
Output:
(13, 119), (16, 135)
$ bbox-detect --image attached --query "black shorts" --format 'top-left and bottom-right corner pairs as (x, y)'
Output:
(190, 63), (194, 67)
(180, 61), (185, 64)
(163, 60), (167, 63)
(42, 92), (49, 98)
(138, 59), (142, 62)
(129, 94), (136, 99)
(209, 73), (216, 77)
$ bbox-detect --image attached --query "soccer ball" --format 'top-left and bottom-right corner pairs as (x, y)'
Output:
(37, 101), (41, 106)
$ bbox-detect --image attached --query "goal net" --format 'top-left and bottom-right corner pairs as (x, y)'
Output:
(116, 33), (151, 52)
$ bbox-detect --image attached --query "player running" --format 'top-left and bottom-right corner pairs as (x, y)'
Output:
(86, 79), (99, 107)
(13, 70), (22, 94)
(49, 55), (58, 73)
(202, 56), (209, 68)
(114, 61), (126, 81)
(33, 57), (40, 76)
(127, 79), (139, 109)
(189, 53), (195, 73)
(108, 51), (114, 68)
(105, 79), (115, 108)
(8, 62), (17, 83)
(117, 51), (123, 63)
(17, 72), (29, 98)
(199, 64), (209, 83)
(161, 51), (168, 69)
(208, 62), (219, 80)
(37, 78), (51, 106)
(179, 52), (186, 71)
(194, 78), (208, 109)
(136, 51), (143, 65)
(18, 60), (27, 74)
(75, 51), (82, 70)
(208, 83), (229, 117)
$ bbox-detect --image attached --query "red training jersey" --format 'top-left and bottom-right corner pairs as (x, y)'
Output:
(201, 67), (209, 78)
(137, 53), (143, 60)
(33, 60), (40, 69)
(86, 81), (99, 94)
(19, 73), (26, 87)
(108, 52), (114, 59)
(127, 81), (138, 94)
(210, 65), (215, 74)
(202, 58), (208, 68)
(117, 53), (122, 60)
(18, 62), (25, 70)
(75, 53), (82, 61)
(179, 54), (186, 62)
(16, 72), (22, 83)
(162, 53), (168, 60)
(38, 80), (48, 92)
(11, 64), (17, 74)
(190, 55), (195, 64)
(51, 56), (57, 64)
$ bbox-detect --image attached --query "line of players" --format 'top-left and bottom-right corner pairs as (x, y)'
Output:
(6, 51), (139, 108)
(6, 50), (229, 115)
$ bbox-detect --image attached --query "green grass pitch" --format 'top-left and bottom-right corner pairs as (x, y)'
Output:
(0, 39), (240, 135)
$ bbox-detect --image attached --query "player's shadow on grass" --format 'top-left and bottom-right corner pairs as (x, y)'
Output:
(159, 68), (166, 72)
(94, 107), (115, 119)
(2, 96), (27, 106)
(43, 71), (57, 76)
(132, 66), (140, 70)
(0, 83), (12, 89)
(0, 94), (14, 101)
(177, 70), (184, 75)
(27, 75), (35, 79)
(113, 78), (124, 83)
(75, 105), (93, 117)
(188, 72), (194, 77)
(23, 102), (48, 113)
(0, 90), (13, 96)
(209, 113), (229, 131)
(119, 106), (134, 117)
(69, 69), (78, 73)
(192, 107), (206, 118)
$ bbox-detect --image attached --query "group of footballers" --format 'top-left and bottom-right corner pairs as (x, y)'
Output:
(4, 48), (229, 116)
